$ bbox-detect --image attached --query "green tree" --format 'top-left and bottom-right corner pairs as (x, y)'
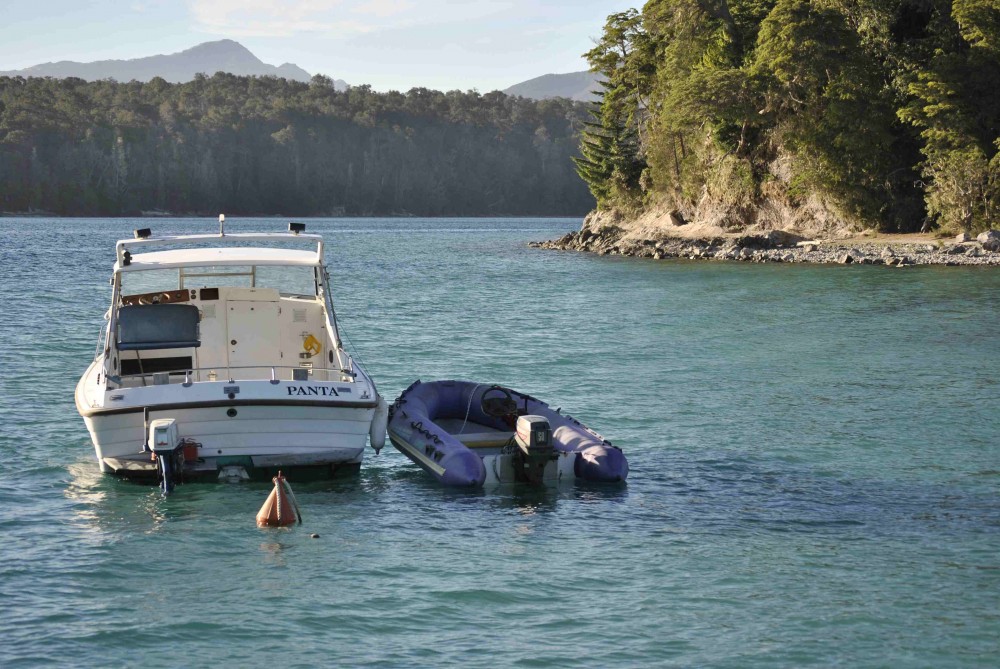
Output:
(0, 73), (595, 216)
(752, 0), (895, 224)
(901, 0), (1000, 232)
(576, 9), (655, 210)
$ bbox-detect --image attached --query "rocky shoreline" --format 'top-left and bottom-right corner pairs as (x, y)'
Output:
(532, 226), (1000, 267)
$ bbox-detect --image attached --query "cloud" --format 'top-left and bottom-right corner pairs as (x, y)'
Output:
(190, 0), (360, 37)
(351, 0), (415, 19)
(132, 0), (178, 13)
(188, 0), (439, 37)
(187, 0), (509, 38)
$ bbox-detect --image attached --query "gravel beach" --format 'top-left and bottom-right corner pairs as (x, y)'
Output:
(533, 227), (1000, 267)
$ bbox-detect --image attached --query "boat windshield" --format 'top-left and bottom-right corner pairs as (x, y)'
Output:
(121, 265), (318, 297)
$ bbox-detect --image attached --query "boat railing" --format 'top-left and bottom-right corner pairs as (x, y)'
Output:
(109, 365), (357, 388)
(115, 232), (324, 268)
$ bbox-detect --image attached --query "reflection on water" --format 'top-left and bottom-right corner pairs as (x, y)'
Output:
(259, 541), (293, 568)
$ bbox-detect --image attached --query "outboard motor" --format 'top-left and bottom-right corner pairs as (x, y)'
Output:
(147, 418), (183, 493)
(514, 415), (554, 485)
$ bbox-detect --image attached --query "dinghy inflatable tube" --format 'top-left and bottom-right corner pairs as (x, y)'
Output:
(387, 380), (628, 487)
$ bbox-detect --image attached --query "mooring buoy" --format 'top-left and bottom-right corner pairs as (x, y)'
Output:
(256, 471), (302, 527)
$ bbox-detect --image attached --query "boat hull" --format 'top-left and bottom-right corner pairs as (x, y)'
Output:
(76, 360), (376, 482)
(83, 403), (372, 480)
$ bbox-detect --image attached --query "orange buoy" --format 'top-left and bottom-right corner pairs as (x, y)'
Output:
(256, 471), (301, 527)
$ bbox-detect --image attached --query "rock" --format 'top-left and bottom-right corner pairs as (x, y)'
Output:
(735, 234), (762, 249)
(966, 246), (982, 257)
(735, 230), (804, 250)
(976, 229), (999, 244)
(667, 209), (687, 226)
(653, 251), (664, 260)
(803, 244), (818, 253)
(764, 230), (806, 248)
(310, 533), (320, 539)
(880, 247), (895, 259)
(979, 230), (1000, 252)
(946, 244), (967, 255)
(838, 253), (854, 264)
(956, 232), (971, 243)
(924, 244), (938, 252)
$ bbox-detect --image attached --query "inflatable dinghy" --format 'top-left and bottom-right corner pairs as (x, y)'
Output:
(387, 380), (628, 487)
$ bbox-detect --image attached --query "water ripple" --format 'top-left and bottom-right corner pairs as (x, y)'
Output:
(0, 218), (998, 667)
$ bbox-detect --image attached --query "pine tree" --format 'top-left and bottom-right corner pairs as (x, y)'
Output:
(576, 9), (653, 210)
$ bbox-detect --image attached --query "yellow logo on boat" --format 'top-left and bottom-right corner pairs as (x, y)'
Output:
(303, 334), (322, 357)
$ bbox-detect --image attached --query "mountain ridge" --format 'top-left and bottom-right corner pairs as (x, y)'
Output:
(503, 70), (603, 102)
(0, 40), (345, 88)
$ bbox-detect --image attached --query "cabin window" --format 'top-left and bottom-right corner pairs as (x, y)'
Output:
(120, 356), (193, 375)
(120, 265), (317, 298)
(181, 265), (254, 290)
(254, 266), (316, 297)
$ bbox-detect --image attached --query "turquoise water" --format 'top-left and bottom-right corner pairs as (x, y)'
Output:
(1, 217), (998, 667)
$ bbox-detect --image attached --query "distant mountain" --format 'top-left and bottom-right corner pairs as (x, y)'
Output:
(0, 40), (346, 88)
(504, 71), (603, 102)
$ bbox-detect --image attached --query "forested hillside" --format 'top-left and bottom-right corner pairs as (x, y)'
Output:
(0, 74), (593, 216)
(578, 0), (1000, 233)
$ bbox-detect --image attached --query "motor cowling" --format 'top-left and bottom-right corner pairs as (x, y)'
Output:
(148, 418), (183, 493)
(513, 415), (553, 485)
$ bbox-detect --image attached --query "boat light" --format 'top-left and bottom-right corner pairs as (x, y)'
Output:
(288, 222), (306, 234)
(219, 214), (226, 236)
(133, 228), (151, 239)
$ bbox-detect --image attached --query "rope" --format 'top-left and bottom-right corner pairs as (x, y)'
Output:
(275, 476), (285, 522)
(338, 324), (363, 368)
(282, 477), (303, 524)
(459, 383), (484, 436)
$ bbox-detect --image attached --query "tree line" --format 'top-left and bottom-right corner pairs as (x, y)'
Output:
(0, 74), (594, 217)
(578, 0), (1000, 233)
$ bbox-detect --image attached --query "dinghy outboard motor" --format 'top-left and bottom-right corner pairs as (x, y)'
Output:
(514, 415), (554, 485)
(147, 418), (183, 493)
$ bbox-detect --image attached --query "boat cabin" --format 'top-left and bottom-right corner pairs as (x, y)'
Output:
(101, 229), (353, 389)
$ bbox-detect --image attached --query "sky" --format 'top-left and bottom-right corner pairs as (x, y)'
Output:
(0, 0), (637, 91)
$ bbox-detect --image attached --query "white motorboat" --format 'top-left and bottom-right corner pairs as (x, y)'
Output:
(75, 218), (388, 490)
